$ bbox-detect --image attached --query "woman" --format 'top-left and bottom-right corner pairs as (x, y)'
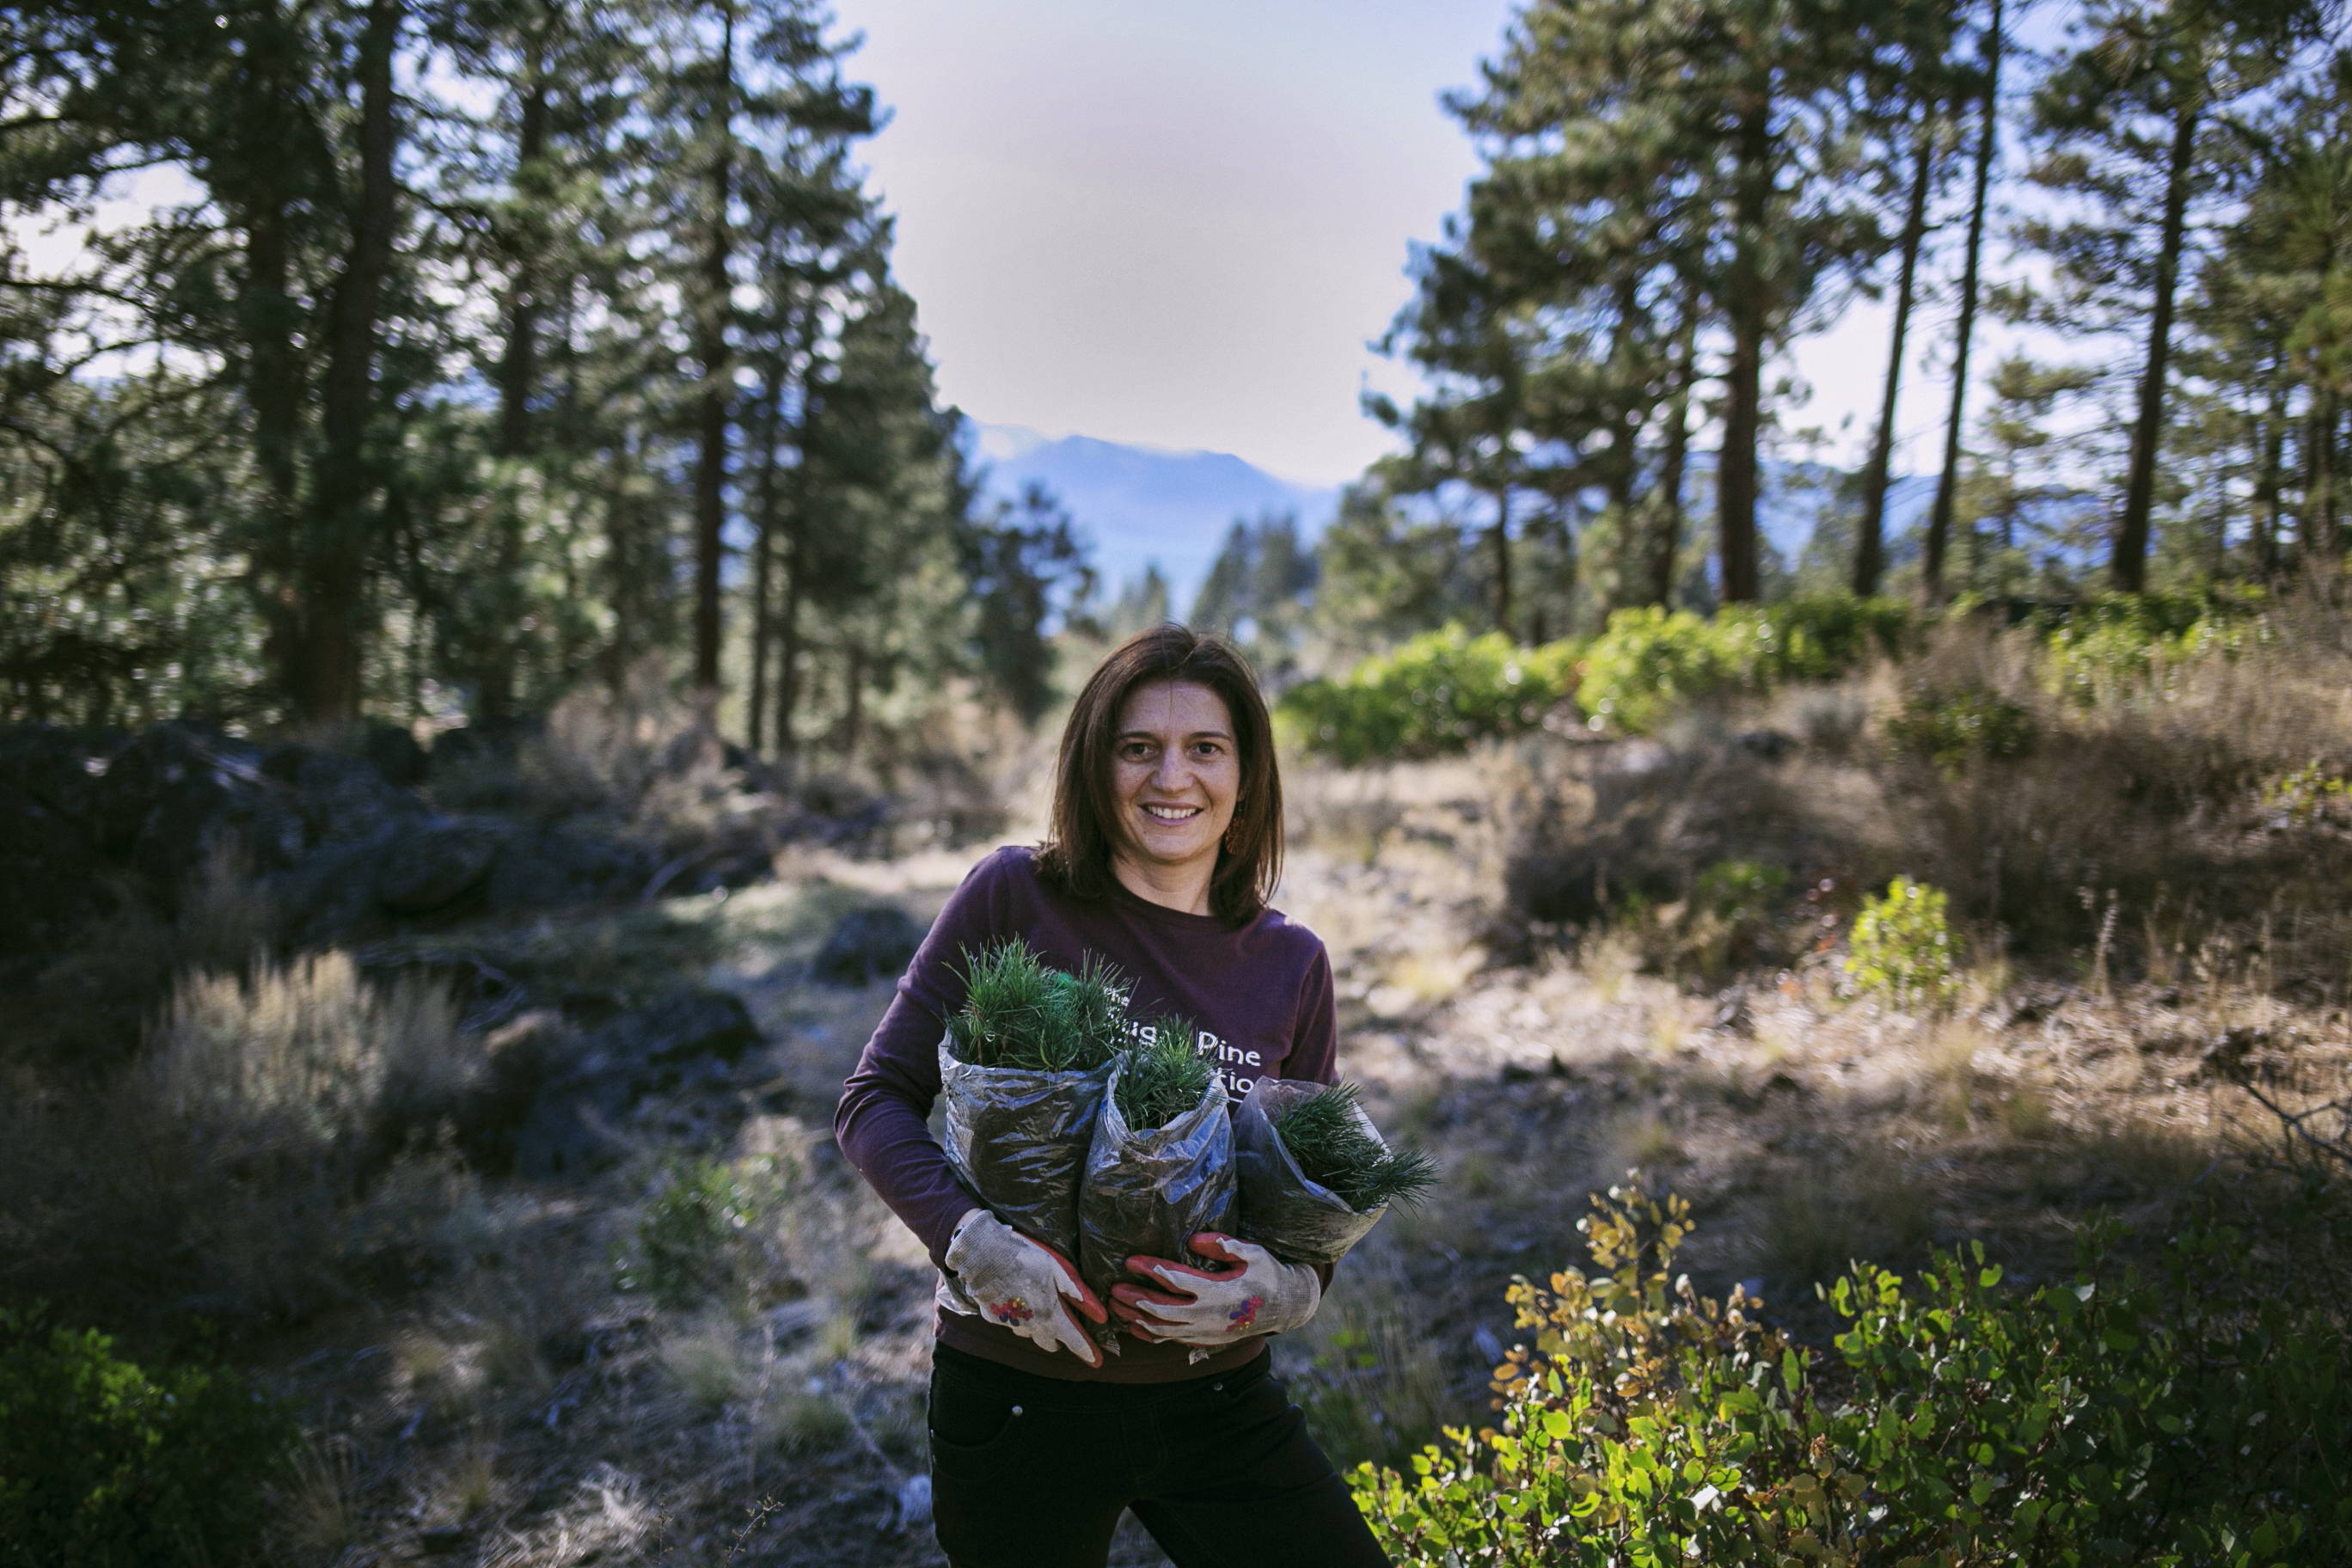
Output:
(835, 624), (1391, 1568)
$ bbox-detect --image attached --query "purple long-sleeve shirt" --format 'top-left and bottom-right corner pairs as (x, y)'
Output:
(834, 845), (1339, 1382)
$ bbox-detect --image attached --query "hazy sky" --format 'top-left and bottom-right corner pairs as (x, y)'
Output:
(832, 0), (1988, 490)
(832, 0), (1518, 485)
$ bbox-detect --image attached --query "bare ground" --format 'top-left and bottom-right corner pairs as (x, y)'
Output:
(248, 755), (2352, 1566)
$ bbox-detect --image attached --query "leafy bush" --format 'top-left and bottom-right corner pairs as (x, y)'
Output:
(2037, 587), (2269, 707)
(1574, 607), (1752, 734)
(1845, 876), (1960, 1010)
(1885, 685), (2037, 769)
(1280, 628), (1582, 765)
(1350, 1181), (2352, 1567)
(1577, 597), (1913, 736)
(616, 1155), (790, 1309)
(0, 1308), (297, 1568)
(2261, 762), (2352, 826)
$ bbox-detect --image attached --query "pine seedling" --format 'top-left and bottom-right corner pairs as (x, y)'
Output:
(949, 940), (1131, 1071)
(1115, 1016), (1215, 1130)
(1039, 952), (1130, 1072)
(1274, 1083), (1439, 1212)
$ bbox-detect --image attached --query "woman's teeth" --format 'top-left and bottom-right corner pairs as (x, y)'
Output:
(1142, 804), (1201, 821)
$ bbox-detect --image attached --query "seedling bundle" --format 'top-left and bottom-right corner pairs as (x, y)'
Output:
(1234, 1080), (1437, 1265)
(938, 940), (1436, 1338)
(1077, 1016), (1236, 1322)
(936, 940), (1126, 1259)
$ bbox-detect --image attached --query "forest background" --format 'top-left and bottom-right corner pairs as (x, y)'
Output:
(8, 0), (2352, 1564)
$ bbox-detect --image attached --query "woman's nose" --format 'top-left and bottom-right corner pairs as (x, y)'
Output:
(1151, 750), (1191, 791)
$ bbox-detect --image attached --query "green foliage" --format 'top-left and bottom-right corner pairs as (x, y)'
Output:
(1114, 1018), (1216, 1130)
(1279, 628), (1582, 764)
(1845, 876), (1961, 1010)
(2036, 588), (2269, 707)
(0, 1308), (297, 1568)
(616, 1155), (789, 1310)
(946, 942), (1130, 1072)
(2263, 762), (2352, 825)
(1274, 1082), (1440, 1213)
(1886, 685), (2038, 769)
(1351, 1181), (2352, 1567)
(1577, 598), (1913, 736)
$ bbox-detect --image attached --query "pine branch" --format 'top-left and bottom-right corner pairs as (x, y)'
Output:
(1115, 1016), (1214, 1130)
(1275, 1083), (1440, 1213)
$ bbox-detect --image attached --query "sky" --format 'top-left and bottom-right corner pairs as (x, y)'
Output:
(831, 0), (1517, 487)
(829, 0), (2017, 491)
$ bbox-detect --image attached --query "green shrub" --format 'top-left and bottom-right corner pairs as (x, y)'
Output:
(616, 1155), (789, 1309)
(0, 1308), (297, 1568)
(1886, 685), (2037, 769)
(1280, 628), (1581, 764)
(1576, 597), (1913, 736)
(1845, 876), (1960, 1010)
(2037, 587), (2269, 707)
(1573, 607), (1749, 734)
(1350, 1182), (2352, 1567)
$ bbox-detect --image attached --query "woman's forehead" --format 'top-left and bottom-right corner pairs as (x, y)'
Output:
(1116, 678), (1233, 734)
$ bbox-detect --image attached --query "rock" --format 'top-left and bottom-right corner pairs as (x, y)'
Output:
(260, 741), (426, 848)
(375, 819), (503, 914)
(482, 824), (654, 911)
(359, 721), (429, 787)
(812, 904), (923, 986)
(89, 722), (308, 890)
(1733, 728), (1797, 760)
(0, 778), (113, 959)
(509, 991), (763, 1178)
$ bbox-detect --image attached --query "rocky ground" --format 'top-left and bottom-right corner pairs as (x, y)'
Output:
(9, 717), (2348, 1566)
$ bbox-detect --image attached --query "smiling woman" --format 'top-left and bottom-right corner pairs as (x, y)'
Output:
(834, 624), (1387, 1566)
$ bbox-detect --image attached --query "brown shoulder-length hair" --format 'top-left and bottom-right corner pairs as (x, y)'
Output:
(1036, 622), (1283, 925)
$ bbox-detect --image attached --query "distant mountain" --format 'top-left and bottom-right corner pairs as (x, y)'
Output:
(965, 421), (1975, 613)
(968, 424), (1343, 612)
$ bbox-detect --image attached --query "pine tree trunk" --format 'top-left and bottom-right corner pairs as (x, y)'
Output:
(691, 3), (735, 696)
(841, 640), (866, 766)
(2254, 377), (2286, 577)
(745, 356), (786, 754)
(2110, 87), (2201, 593)
(774, 500), (807, 763)
(481, 30), (549, 723)
(1647, 303), (1699, 609)
(1927, 0), (2003, 605)
(1490, 484), (1515, 639)
(601, 432), (640, 693)
(295, 0), (401, 724)
(2310, 391), (2343, 561)
(1855, 103), (1937, 597)
(1716, 97), (1771, 606)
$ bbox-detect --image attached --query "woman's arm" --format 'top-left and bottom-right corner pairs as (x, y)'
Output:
(833, 855), (1011, 1268)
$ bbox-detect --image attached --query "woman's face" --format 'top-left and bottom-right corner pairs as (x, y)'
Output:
(1108, 678), (1241, 877)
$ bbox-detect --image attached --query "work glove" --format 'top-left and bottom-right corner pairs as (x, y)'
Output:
(1108, 1232), (1320, 1348)
(943, 1208), (1107, 1368)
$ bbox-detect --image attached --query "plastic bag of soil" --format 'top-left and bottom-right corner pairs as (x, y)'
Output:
(1076, 1027), (1238, 1338)
(1233, 1078), (1432, 1266)
(936, 1038), (1113, 1262)
(934, 941), (1128, 1267)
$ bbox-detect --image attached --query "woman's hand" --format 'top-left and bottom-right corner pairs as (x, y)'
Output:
(944, 1210), (1108, 1368)
(1109, 1233), (1320, 1347)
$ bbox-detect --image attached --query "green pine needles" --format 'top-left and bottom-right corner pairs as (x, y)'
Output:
(1276, 1083), (1439, 1213)
(1114, 1016), (1216, 1130)
(947, 940), (1130, 1072)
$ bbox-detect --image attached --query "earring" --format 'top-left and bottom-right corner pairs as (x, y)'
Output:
(1223, 823), (1241, 854)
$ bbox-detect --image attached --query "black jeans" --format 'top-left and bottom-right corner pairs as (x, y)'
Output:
(926, 1343), (1392, 1568)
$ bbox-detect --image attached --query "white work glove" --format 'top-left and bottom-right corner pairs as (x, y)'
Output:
(1108, 1232), (1320, 1348)
(942, 1209), (1107, 1368)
